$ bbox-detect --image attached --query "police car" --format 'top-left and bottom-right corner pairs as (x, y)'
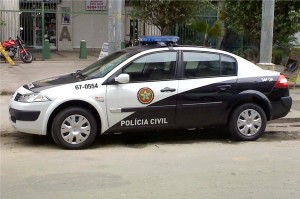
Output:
(9, 36), (292, 149)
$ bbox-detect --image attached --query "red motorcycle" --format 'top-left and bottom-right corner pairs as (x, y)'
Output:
(0, 31), (33, 63)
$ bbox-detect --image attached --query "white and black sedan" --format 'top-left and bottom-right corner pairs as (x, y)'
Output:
(9, 36), (292, 149)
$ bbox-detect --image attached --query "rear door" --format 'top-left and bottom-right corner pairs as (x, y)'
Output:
(176, 50), (238, 127)
(106, 50), (179, 131)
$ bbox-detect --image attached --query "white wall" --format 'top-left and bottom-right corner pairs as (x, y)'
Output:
(57, 0), (108, 50)
(57, 1), (73, 51)
(72, 14), (108, 49)
(0, 0), (19, 41)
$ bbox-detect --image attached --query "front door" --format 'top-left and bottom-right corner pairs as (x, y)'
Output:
(106, 51), (179, 131)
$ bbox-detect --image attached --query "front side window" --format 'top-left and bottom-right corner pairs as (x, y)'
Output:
(123, 51), (177, 82)
(81, 50), (137, 80)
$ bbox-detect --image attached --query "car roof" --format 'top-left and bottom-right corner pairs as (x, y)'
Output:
(121, 45), (214, 54)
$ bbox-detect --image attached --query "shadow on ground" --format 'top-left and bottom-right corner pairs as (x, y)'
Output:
(1, 128), (299, 150)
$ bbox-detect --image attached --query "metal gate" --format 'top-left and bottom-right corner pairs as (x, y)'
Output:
(172, 3), (221, 48)
(20, 1), (58, 50)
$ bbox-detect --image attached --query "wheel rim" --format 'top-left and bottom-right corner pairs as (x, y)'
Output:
(237, 109), (262, 137)
(22, 53), (32, 61)
(60, 114), (91, 145)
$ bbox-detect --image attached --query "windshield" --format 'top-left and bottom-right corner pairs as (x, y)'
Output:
(80, 51), (135, 80)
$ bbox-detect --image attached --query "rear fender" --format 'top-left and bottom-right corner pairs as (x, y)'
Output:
(227, 90), (272, 121)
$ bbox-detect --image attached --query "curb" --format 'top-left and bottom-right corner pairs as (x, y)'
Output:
(269, 118), (300, 123)
(0, 91), (14, 96)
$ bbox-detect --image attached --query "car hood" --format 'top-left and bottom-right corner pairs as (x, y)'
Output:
(23, 73), (81, 92)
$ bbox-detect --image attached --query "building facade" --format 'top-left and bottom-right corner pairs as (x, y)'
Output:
(0, 0), (20, 42)
(0, 0), (161, 51)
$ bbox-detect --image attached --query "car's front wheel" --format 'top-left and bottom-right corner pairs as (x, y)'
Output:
(229, 103), (267, 141)
(51, 107), (98, 149)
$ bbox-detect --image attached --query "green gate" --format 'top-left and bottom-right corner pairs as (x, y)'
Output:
(20, 1), (58, 50)
(171, 3), (220, 48)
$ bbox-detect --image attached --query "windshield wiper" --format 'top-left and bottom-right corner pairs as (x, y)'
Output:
(74, 70), (86, 79)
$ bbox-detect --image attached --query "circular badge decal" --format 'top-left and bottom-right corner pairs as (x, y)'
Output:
(137, 87), (154, 104)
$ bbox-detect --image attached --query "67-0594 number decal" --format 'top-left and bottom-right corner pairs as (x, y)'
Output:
(75, 83), (98, 90)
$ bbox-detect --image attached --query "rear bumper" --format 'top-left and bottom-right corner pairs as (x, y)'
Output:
(271, 96), (292, 120)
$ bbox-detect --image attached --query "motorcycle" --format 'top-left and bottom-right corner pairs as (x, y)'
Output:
(0, 28), (33, 63)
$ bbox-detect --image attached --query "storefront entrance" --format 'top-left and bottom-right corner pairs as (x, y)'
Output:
(20, 0), (58, 49)
(32, 11), (56, 49)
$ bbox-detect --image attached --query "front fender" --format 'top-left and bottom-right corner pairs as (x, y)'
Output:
(41, 96), (108, 135)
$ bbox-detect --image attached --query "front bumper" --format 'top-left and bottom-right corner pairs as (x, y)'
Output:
(9, 87), (52, 135)
(271, 96), (292, 120)
(9, 108), (40, 122)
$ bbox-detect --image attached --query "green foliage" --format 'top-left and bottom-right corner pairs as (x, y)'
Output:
(274, 2), (300, 43)
(190, 18), (224, 46)
(232, 47), (258, 63)
(0, 18), (6, 26)
(129, 0), (213, 35)
(273, 36), (299, 64)
(224, 0), (262, 46)
(224, 0), (300, 60)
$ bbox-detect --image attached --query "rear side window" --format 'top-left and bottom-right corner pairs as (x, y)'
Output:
(221, 55), (237, 76)
(183, 51), (237, 78)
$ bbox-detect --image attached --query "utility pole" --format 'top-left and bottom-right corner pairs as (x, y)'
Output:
(108, 0), (125, 54)
(258, 0), (275, 70)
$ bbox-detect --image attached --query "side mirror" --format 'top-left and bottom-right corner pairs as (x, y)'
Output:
(115, 73), (130, 84)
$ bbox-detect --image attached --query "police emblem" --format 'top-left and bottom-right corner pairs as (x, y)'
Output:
(137, 87), (154, 104)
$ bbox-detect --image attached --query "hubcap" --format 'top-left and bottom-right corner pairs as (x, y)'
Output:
(60, 114), (91, 145)
(237, 109), (262, 136)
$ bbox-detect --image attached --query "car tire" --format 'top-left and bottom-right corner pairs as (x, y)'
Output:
(51, 107), (98, 149)
(229, 103), (267, 141)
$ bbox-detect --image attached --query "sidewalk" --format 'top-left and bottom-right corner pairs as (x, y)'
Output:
(0, 53), (300, 120)
(31, 50), (100, 61)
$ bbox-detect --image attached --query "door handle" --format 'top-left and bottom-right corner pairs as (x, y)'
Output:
(217, 85), (231, 91)
(160, 87), (176, 92)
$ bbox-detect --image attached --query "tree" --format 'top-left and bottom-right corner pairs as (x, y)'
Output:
(129, 0), (213, 35)
(223, 0), (300, 60)
(190, 19), (224, 46)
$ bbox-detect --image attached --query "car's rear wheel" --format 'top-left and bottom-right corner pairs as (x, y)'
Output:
(229, 103), (267, 141)
(51, 107), (98, 149)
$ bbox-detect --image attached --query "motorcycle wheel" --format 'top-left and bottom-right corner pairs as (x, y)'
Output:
(20, 51), (33, 63)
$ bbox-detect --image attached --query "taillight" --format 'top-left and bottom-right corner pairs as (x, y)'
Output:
(274, 74), (288, 88)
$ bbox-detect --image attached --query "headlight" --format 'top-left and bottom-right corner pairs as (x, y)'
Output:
(18, 92), (51, 103)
